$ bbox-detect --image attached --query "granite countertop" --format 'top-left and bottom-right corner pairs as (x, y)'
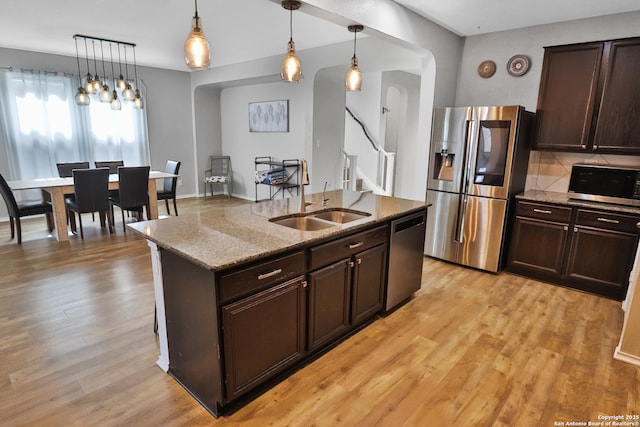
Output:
(128, 189), (427, 272)
(517, 190), (640, 215)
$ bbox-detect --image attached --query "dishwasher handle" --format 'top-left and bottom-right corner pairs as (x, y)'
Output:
(393, 212), (425, 233)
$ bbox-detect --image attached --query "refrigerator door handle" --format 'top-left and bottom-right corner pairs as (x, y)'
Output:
(454, 195), (468, 244)
(463, 120), (475, 194)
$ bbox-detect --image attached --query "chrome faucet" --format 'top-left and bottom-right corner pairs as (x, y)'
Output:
(322, 181), (329, 208)
(300, 160), (309, 212)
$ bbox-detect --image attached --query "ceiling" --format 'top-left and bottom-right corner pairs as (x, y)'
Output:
(1, 1), (639, 72)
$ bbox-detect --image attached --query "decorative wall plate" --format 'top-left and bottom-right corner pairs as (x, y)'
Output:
(507, 55), (530, 77)
(477, 60), (496, 78)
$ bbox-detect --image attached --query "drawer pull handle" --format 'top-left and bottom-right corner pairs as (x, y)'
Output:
(597, 218), (619, 224)
(533, 209), (552, 214)
(348, 242), (364, 249)
(257, 268), (283, 280)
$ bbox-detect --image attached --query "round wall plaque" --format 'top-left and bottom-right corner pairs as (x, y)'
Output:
(477, 60), (496, 78)
(507, 55), (530, 77)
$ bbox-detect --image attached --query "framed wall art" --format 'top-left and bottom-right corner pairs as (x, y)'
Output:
(248, 100), (289, 132)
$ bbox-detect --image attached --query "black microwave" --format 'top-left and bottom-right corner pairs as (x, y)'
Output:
(568, 164), (640, 205)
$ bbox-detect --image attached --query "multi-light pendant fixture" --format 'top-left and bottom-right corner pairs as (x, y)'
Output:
(280, 0), (302, 82)
(346, 25), (364, 91)
(184, 0), (211, 70)
(73, 34), (143, 109)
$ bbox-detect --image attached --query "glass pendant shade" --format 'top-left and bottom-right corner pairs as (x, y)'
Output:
(122, 84), (135, 101)
(133, 89), (144, 109)
(91, 75), (102, 92)
(346, 57), (362, 91)
(117, 74), (127, 90)
(84, 73), (96, 94)
(184, 15), (211, 70)
(281, 40), (301, 82)
(110, 91), (121, 110)
(99, 84), (113, 103)
(75, 88), (91, 106)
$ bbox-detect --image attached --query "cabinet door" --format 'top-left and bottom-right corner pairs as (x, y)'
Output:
(507, 216), (569, 279)
(351, 244), (386, 326)
(534, 43), (603, 151)
(307, 259), (351, 351)
(222, 276), (306, 401)
(565, 226), (638, 300)
(593, 38), (640, 155)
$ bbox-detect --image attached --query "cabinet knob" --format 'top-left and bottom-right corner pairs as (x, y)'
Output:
(302, 280), (307, 288)
(357, 258), (362, 265)
(636, 222), (640, 229)
(349, 261), (355, 268)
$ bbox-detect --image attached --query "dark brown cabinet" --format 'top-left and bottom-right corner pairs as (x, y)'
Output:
(508, 200), (640, 300)
(222, 276), (306, 401)
(534, 37), (640, 155)
(307, 226), (387, 352)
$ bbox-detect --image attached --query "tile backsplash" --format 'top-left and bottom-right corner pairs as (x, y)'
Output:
(525, 151), (640, 193)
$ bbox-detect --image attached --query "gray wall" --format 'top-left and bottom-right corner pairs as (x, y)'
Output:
(0, 47), (193, 218)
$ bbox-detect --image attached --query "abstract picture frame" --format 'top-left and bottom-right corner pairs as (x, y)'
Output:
(248, 100), (289, 132)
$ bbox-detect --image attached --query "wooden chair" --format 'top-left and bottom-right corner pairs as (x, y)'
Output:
(157, 160), (181, 216)
(94, 160), (124, 174)
(203, 156), (232, 198)
(64, 168), (113, 239)
(110, 166), (150, 231)
(0, 172), (54, 244)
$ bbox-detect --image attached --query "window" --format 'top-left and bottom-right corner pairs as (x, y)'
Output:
(0, 69), (150, 181)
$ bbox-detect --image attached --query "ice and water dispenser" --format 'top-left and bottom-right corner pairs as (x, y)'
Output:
(432, 147), (454, 182)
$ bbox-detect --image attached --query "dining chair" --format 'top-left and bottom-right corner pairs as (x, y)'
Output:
(64, 168), (113, 239)
(0, 172), (54, 244)
(56, 162), (90, 178)
(94, 160), (124, 174)
(157, 160), (181, 216)
(203, 155), (232, 198)
(110, 166), (150, 232)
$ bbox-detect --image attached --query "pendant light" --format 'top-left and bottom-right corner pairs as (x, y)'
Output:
(280, 0), (302, 83)
(184, 0), (211, 70)
(121, 46), (135, 101)
(116, 44), (127, 91)
(73, 37), (90, 106)
(88, 40), (101, 94)
(82, 38), (95, 95)
(109, 44), (122, 110)
(132, 45), (144, 109)
(346, 25), (363, 91)
(98, 41), (114, 103)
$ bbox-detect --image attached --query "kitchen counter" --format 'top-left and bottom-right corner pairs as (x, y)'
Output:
(128, 189), (426, 271)
(516, 190), (640, 215)
(128, 189), (428, 417)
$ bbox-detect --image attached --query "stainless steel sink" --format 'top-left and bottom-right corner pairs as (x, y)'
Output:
(269, 215), (334, 231)
(313, 208), (371, 224)
(270, 208), (371, 230)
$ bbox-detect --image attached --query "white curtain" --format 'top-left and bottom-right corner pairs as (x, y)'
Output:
(0, 69), (150, 181)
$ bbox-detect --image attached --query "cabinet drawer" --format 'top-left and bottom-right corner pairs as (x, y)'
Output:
(219, 251), (305, 304)
(309, 225), (388, 270)
(516, 201), (572, 223)
(575, 209), (640, 233)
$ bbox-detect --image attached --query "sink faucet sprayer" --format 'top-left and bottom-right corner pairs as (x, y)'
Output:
(322, 181), (329, 208)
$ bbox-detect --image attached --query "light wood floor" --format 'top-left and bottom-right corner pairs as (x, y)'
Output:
(1, 196), (639, 426)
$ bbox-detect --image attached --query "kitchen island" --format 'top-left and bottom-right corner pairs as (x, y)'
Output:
(128, 189), (428, 417)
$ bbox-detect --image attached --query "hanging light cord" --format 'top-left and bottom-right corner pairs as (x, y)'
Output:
(133, 46), (139, 88)
(83, 38), (91, 75)
(109, 43), (116, 86)
(352, 29), (357, 60)
(100, 41), (107, 83)
(74, 38), (82, 87)
(289, 6), (293, 42)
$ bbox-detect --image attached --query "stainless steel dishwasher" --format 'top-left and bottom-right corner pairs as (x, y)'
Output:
(385, 209), (427, 312)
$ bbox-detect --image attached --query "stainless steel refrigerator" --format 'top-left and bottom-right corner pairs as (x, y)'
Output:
(424, 106), (534, 273)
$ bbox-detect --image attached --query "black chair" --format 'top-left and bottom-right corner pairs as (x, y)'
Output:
(0, 173), (54, 244)
(95, 160), (124, 174)
(110, 166), (150, 232)
(157, 160), (181, 216)
(56, 162), (90, 178)
(65, 168), (113, 239)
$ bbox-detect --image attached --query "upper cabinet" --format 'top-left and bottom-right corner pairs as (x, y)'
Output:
(534, 37), (640, 155)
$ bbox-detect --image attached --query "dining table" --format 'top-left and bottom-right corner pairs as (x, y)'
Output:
(7, 170), (178, 242)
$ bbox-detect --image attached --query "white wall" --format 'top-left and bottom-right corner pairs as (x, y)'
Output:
(220, 81), (307, 200)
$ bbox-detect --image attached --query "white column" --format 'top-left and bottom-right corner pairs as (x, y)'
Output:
(147, 241), (170, 372)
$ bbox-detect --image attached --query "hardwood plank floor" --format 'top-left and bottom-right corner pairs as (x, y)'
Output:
(1, 196), (638, 426)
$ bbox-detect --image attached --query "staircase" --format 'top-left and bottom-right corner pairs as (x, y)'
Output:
(342, 107), (395, 196)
